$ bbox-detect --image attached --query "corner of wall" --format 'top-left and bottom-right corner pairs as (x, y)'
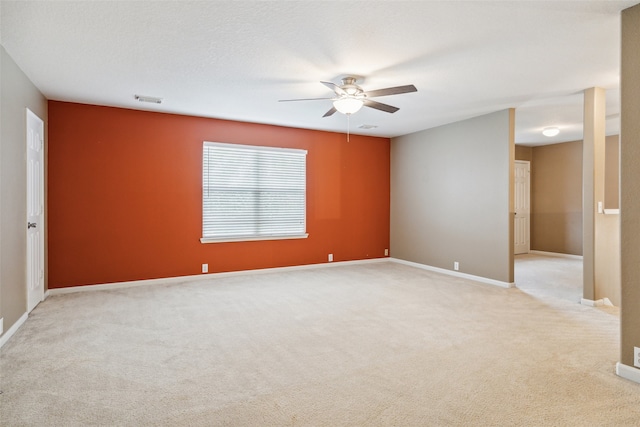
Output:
(0, 45), (4, 325)
(0, 45), (48, 341)
(620, 1), (640, 371)
(508, 108), (515, 283)
(390, 109), (513, 283)
(0, 44), (6, 333)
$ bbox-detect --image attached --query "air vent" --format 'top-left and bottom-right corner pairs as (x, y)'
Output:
(358, 124), (378, 129)
(135, 94), (163, 104)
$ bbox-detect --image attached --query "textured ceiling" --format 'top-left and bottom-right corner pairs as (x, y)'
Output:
(1, 1), (637, 145)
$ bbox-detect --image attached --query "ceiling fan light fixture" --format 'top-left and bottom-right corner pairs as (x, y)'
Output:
(333, 97), (364, 115)
(542, 127), (560, 137)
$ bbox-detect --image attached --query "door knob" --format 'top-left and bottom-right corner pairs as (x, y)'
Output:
(28, 222), (37, 229)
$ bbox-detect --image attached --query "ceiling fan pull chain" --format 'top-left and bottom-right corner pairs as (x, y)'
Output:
(347, 114), (350, 142)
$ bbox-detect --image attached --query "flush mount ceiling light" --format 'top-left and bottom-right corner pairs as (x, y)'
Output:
(333, 97), (364, 115)
(542, 127), (560, 137)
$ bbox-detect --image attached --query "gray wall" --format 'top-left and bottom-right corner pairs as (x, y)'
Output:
(0, 45), (47, 338)
(390, 109), (514, 284)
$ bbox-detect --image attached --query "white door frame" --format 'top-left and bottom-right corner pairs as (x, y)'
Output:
(514, 160), (531, 255)
(26, 108), (45, 313)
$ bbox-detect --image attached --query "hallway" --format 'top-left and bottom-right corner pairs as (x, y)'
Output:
(515, 253), (583, 304)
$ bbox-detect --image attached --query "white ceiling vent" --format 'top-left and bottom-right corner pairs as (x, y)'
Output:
(135, 95), (163, 104)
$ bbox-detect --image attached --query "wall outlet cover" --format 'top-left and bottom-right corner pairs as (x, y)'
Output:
(634, 347), (640, 368)
(202, 263), (208, 273)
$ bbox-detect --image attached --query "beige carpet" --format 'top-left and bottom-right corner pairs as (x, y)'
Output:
(1, 260), (638, 426)
(515, 253), (583, 304)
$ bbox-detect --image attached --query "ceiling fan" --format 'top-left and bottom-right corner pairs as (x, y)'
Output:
(279, 76), (417, 117)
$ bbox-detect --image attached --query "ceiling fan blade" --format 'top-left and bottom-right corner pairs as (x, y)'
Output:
(323, 106), (337, 117)
(278, 97), (334, 102)
(321, 81), (347, 96)
(363, 99), (399, 113)
(364, 84), (417, 98)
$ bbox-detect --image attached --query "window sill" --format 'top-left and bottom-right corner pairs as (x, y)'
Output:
(200, 233), (309, 244)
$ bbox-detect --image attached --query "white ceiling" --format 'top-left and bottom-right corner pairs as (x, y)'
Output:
(1, 0), (637, 145)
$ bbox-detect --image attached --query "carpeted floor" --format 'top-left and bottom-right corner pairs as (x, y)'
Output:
(1, 258), (638, 426)
(515, 253), (583, 304)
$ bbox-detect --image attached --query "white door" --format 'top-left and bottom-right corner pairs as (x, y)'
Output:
(26, 109), (45, 313)
(514, 160), (530, 255)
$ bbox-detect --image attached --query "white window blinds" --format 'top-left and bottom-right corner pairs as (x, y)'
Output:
(202, 142), (308, 242)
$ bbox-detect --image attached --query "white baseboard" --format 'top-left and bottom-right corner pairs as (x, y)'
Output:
(581, 298), (603, 307)
(616, 362), (640, 385)
(581, 298), (614, 307)
(389, 258), (514, 289)
(0, 312), (28, 349)
(47, 257), (390, 296)
(529, 250), (583, 260)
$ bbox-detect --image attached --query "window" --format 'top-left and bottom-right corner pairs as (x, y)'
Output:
(201, 142), (308, 243)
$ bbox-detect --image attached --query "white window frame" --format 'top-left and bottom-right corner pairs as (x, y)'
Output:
(201, 141), (308, 243)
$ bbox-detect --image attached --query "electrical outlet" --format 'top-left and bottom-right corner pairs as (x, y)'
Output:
(202, 263), (208, 273)
(634, 347), (640, 368)
(454, 261), (459, 271)
(328, 254), (333, 262)
(0, 317), (3, 335)
(384, 249), (389, 256)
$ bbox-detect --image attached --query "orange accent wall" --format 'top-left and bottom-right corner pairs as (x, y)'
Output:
(47, 101), (390, 288)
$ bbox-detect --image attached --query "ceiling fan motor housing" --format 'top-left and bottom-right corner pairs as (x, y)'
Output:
(340, 77), (364, 97)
